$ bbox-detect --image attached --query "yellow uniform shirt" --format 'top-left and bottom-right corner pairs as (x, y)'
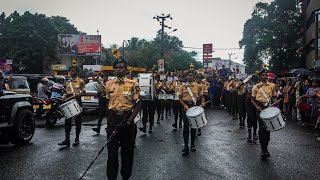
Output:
(202, 81), (209, 96)
(171, 81), (183, 95)
(105, 78), (140, 111)
(66, 77), (86, 96)
(179, 82), (203, 103)
(251, 82), (276, 103)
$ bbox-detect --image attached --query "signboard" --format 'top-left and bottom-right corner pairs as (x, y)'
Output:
(0, 59), (13, 75)
(58, 34), (101, 56)
(52, 64), (67, 71)
(157, 59), (165, 72)
(83, 65), (102, 71)
(203, 43), (213, 61)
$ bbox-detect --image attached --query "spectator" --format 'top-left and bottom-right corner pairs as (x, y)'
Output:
(301, 79), (319, 128)
(283, 79), (294, 118)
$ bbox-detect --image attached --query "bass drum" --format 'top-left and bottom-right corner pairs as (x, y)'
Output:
(138, 73), (154, 100)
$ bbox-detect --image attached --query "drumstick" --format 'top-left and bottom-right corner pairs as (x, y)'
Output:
(268, 98), (282, 108)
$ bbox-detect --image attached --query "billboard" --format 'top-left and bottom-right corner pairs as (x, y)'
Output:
(0, 59), (13, 75)
(58, 34), (101, 56)
(157, 59), (165, 72)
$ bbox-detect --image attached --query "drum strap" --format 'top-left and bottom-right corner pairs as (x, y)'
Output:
(258, 85), (270, 104)
(185, 85), (197, 105)
(69, 81), (75, 96)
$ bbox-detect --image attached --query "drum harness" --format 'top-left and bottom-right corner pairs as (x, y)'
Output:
(79, 99), (140, 180)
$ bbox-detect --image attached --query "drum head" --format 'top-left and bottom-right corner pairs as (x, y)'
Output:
(260, 107), (280, 119)
(186, 106), (204, 117)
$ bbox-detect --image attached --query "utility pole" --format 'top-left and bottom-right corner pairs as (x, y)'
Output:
(228, 53), (235, 70)
(153, 14), (173, 58)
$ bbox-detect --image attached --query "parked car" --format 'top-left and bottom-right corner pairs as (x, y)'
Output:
(0, 90), (35, 145)
(6, 76), (31, 95)
(81, 82), (99, 110)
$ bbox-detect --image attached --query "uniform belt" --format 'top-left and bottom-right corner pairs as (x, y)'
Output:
(110, 110), (130, 116)
(255, 101), (269, 108)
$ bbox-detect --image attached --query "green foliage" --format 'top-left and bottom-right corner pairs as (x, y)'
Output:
(124, 34), (202, 72)
(239, 0), (302, 73)
(0, 11), (78, 73)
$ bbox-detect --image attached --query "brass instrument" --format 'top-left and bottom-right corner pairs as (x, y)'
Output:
(93, 77), (106, 97)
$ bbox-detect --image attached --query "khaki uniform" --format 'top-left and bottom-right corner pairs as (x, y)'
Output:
(251, 81), (276, 154)
(251, 82), (276, 103)
(66, 78), (86, 96)
(105, 78), (140, 112)
(179, 82), (203, 104)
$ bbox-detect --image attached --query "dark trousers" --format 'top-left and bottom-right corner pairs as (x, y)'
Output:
(256, 105), (270, 152)
(231, 92), (238, 117)
(237, 94), (246, 121)
(183, 105), (196, 146)
(173, 101), (183, 125)
(106, 123), (135, 180)
(64, 98), (82, 140)
(155, 99), (162, 120)
(96, 95), (107, 130)
(225, 91), (232, 112)
(142, 100), (156, 126)
(245, 100), (257, 133)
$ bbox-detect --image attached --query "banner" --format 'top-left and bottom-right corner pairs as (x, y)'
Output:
(157, 59), (165, 72)
(0, 59), (13, 75)
(58, 34), (101, 56)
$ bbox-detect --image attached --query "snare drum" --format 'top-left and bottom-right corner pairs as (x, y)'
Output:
(59, 99), (82, 119)
(158, 93), (167, 100)
(186, 106), (207, 129)
(166, 94), (174, 100)
(259, 107), (285, 131)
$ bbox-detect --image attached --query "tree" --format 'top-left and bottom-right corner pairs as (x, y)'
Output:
(0, 11), (79, 73)
(239, 0), (302, 73)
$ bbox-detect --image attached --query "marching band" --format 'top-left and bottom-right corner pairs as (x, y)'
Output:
(48, 59), (286, 179)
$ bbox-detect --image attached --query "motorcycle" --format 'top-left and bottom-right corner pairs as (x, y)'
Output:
(33, 98), (65, 127)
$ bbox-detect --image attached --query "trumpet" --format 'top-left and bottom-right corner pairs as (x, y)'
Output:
(93, 77), (106, 97)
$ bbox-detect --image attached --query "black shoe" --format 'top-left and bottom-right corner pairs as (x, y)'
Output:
(260, 151), (267, 158)
(182, 146), (189, 155)
(92, 127), (100, 134)
(172, 123), (177, 129)
(197, 130), (201, 136)
(72, 140), (80, 146)
(253, 134), (258, 141)
(58, 140), (70, 146)
(139, 127), (146, 133)
(247, 133), (252, 140)
(265, 151), (270, 157)
(191, 145), (196, 152)
(179, 123), (182, 128)
(149, 127), (152, 133)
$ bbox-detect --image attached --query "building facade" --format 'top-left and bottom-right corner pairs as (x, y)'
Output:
(302, 0), (320, 69)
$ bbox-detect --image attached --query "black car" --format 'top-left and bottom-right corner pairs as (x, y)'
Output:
(0, 90), (35, 145)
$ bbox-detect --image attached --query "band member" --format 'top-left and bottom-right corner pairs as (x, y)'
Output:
(105, 58), (140, 180)
(155, 74), (164, 123)
(164, 78), (172, 117)
(230, 78), (239, 120)
(139, 73), (156, 133)
(236, 80), (246, 127)
(195, 75), (206, 136)
(179, 70), (205, 155)
(251, 69), (276, 158)
(58, 66), (86, 147)
(170, 75), (183, 129)
(93, 72), (109, 134)
(244, 76), (258, 142)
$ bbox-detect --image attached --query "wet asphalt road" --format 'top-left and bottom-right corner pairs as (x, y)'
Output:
(1, 108), (320, 180)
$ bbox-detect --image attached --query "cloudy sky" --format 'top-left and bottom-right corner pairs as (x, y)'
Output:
(1, 0), (272, 64)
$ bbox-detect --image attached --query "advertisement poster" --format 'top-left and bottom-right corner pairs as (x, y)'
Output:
(58, 34), (101, 56)
(157, 59), (165, 72)
(0, 59), (13, 75)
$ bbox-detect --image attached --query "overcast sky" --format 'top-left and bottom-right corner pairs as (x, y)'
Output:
(1, 0), (273, 64)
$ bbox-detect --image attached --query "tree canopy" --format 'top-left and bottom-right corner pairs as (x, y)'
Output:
(0, 11), (201, 73)
(239, 0), (302, 73)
